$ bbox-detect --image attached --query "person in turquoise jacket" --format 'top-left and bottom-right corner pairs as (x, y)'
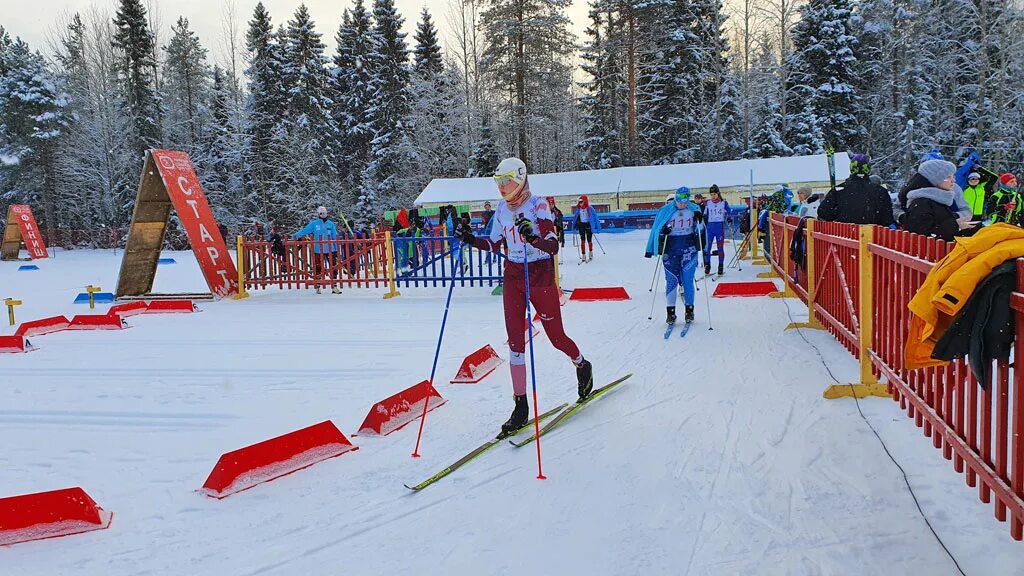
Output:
(645, 187), (704, 325)
(292, 206), (340, 294)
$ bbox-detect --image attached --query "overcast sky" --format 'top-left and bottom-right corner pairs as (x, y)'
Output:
(0, 0), (591, 64)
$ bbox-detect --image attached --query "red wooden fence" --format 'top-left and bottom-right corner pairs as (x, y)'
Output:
(768, 214), (1024, 541)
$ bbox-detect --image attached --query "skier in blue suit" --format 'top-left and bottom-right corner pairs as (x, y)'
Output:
(292, 206), (341, 294)
(645, 187), (703, 325)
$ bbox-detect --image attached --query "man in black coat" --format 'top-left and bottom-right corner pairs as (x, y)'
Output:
(817, 153), (895, 226)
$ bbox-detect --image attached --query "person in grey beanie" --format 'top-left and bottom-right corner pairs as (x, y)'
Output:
(904, 159), (975, 241)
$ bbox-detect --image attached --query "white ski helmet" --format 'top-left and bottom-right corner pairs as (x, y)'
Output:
(494, 157), (527, 184)
(494, 157), (530, 208)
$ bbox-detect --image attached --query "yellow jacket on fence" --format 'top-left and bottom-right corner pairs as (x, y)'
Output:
(905, 224), (1024, 369)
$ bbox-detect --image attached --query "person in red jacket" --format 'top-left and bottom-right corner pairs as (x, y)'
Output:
(455, 158), (593, 434)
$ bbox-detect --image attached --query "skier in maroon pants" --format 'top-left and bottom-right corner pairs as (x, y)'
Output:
(455, 157), (594, 433)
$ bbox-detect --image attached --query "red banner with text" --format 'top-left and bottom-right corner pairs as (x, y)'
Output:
(150, 150), (238, 297)
(10, 205), (48, 259)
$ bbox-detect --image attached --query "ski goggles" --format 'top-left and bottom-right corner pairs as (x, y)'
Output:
(674, 187), (691, 203)
(493, 170), (521, 187)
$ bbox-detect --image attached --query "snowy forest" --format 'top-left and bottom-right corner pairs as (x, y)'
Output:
(3, 0), (1024, 241)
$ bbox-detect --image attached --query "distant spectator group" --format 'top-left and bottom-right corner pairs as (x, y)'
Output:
(777, 149), (1024, 244)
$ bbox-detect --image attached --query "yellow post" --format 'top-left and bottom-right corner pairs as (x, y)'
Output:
(749, 203), (760, 261)
(758, 216), (781, 279)
(5, 298), (22, 326)
(86, 285), (102, 309)
(383, 230), (401, 300)
(233, 234), (250, 300)
(823, 225), (889, 399)
(785, 219), (824, 331)
(768, 218), (797, 298)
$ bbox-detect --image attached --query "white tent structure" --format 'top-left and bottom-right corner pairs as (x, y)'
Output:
(414, 153), (851, 206)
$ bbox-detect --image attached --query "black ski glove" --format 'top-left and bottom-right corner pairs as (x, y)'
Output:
(515, 214), (538, 243)
(694, 210), (704, 223)
(657, 224), (671, 255)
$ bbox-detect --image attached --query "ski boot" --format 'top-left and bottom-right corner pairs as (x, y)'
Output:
(666, 306), (677, 325)
(704, 263), (712, 275)
(575, 358), (594, 400)
(315, 286), (322, 295)
(717, 263), (724, 276)
(331, 286), (343, 294)
(501, 394), (530, 434)
(685, 305), (695, 323)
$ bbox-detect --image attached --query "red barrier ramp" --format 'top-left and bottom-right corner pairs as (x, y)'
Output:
(450, 345), (504, 384)
(358, 380), (446, 436)
(0, 336), (34, 354)
(15, 315), (69, 338)
(0, 487), (112, 546)
(568, 287), (631, 301)
(144, 300), (197, 314)
(68, 315), (127, 330)
(712, 281), (779, 298)
(108, 301), (148, 318)
(202, 421), (358, 499)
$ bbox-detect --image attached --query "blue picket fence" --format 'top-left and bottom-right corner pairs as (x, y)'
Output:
(394, 235), (504, 288)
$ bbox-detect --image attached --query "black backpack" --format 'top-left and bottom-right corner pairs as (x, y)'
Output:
(789, 217), (809, 271)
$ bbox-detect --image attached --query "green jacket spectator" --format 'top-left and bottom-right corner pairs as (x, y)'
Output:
(963, 172), (987, 218)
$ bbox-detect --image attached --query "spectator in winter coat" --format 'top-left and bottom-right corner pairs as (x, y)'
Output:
(817, 153), (895, 226)
(985, 173), (1022, 225)
(292, 206), (341, 294)
(482, 201), (496, 235)
(964, 172), (988, 220)
(897, 151), (972, 221)
(899, 150), (948, 211)
(904, 160), (963, 242)
(547, 196), (566, 247)
(796, 185), (821, 219)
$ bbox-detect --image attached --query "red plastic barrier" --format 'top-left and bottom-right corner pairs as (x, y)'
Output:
(14, 315), (69, 338)
(68, 315), (127, 330)
(202, 420), (358, 499)
(712, 281), (779, 298)
(0, 487), (112, 546)
(358, 380), (446, 436)
(108, 301), (148, 318)
(144, 300), (197, 314)
(0, 335), (34, 354)
(450, 344), (504, 384)
(569, 287), (631, 301)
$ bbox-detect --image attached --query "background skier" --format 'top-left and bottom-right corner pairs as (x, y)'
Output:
(573, 195), (602, 262)
(702, 185), (730, 276)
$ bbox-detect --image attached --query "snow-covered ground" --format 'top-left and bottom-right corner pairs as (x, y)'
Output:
(1, 232), (1021, 575)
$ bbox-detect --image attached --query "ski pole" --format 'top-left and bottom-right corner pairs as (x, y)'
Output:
(519, 216), (546, 480)
(592, 232), (607, 255)
(648, 255), (662, 292)
(647, 229), (671, 315)
(696, 224), (714, 330)
(648, 232), (669, 292)
(411, 245), (464, 458)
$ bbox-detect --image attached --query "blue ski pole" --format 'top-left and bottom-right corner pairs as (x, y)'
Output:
(411, 242), (463, 458)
